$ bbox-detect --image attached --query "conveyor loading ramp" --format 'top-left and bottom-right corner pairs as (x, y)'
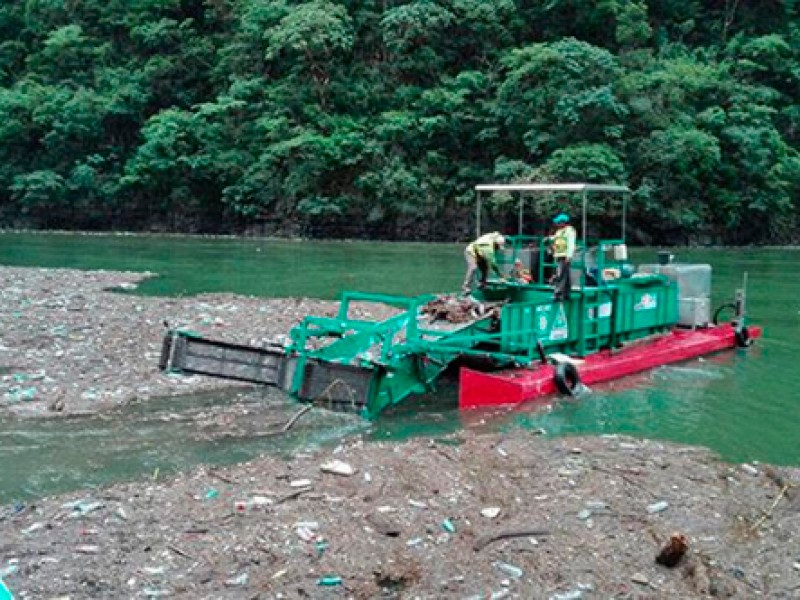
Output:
(159, 292), (504, 418)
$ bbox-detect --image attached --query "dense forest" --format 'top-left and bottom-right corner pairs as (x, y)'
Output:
(0, 1), (799, 243)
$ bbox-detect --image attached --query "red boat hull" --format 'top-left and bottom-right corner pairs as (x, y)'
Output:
(459, 323), (762, 410)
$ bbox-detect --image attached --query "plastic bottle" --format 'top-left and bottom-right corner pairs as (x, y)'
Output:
(646, 500), (669, 514)
(494, 561), (523, 578)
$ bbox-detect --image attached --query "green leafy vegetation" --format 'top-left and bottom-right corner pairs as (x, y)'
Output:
(1, 0), (798, 243)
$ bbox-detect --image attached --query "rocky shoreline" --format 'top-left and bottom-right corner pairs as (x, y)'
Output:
(1, 267), (799, 599)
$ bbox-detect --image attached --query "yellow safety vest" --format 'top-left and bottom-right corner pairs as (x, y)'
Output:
(467, 232), (503, 274)
(552, 225), (576, 259)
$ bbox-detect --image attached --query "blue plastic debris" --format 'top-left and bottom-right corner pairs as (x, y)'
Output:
(0, 578), (14, 600)
(62, 499), (105, 517)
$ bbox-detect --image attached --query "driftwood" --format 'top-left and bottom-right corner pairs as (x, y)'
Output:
(276, 404), (312, 432)
(749, 484), (791, 533)
(421, 295), (502, 324)
(473, 527), (551, 551)
(168, 544), (195, 561)
(251, 404), (313, 437)
(207, 469), (235, 484)
(274, 486), (313, 505)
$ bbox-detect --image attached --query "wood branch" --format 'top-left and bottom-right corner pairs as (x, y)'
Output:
(168, 544), (195, 561)
(207, 469), (235, 484)
(279, 404), (312, 432)
(251, 405), (313, 437)
(749, 484), (790, 533)
(473, 528), (551, 551)
(275, 487), (312, 505)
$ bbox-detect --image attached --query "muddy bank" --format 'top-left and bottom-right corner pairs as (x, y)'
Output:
(2, 433), (799, 598)
(0, 267), (394, 417)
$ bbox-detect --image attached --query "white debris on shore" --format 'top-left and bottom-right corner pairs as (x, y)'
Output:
(0, 266), (394, 417)
(1, 267), (799, 598)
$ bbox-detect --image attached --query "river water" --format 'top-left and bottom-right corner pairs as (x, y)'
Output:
(1, 232), (798, 503)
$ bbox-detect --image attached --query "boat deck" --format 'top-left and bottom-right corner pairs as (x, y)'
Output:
(459, 323), (762, 409)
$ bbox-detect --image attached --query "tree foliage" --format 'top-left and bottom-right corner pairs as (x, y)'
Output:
(0, 0), (799, 242)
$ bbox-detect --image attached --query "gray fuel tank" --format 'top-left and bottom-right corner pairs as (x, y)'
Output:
(639, 263), (711, 327)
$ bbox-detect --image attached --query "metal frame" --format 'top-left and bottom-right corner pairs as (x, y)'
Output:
(474, 182), (630, 244)
(286, 292), (518, 417)
(474, 182), (631, 292)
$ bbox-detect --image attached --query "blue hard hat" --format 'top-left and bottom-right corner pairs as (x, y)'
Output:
(553, 213), (570, 224)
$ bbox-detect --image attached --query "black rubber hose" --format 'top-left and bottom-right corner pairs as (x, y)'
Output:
(536, 341), (547, 365)
(713, 303), (737, 326)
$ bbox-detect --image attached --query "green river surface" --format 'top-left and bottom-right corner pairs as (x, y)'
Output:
(1, 232), (799, 504)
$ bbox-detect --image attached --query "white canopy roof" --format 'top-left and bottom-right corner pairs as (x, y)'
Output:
(475, 183), (630, 193)
(472, 182), (629, 240)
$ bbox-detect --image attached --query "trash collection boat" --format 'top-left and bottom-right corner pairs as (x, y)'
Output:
(159, 183), (760, 418)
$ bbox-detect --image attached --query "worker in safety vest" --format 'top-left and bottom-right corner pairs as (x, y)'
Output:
(462, 232), (506, 294)
(549, 213), (576, 300)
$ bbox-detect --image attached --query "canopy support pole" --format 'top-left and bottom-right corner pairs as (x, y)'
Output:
(476, 192), (482, 238)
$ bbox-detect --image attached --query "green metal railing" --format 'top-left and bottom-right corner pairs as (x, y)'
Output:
(284, 255), (678, 416)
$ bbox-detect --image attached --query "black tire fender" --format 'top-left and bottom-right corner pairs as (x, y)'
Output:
(735, 325), (754, 348)
(554, 362), (581, 396)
